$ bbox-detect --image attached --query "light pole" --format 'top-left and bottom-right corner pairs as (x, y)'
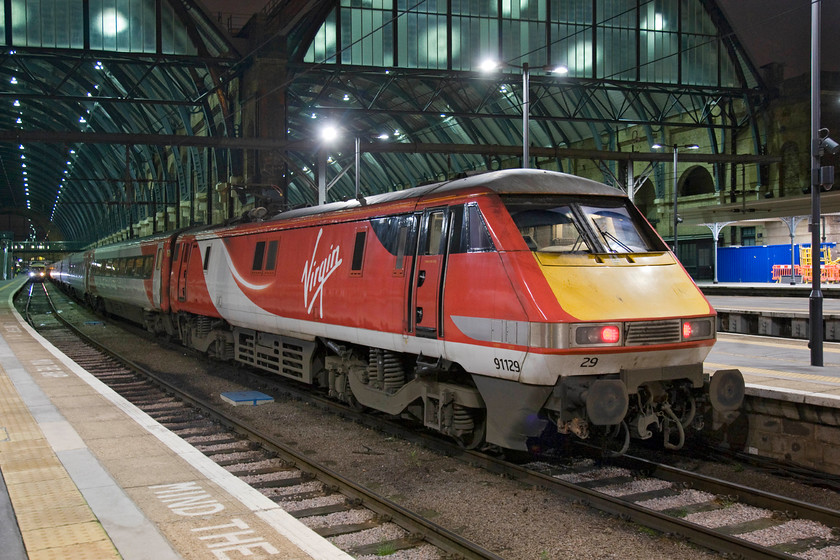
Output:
(807, 0), (840, 366)
(652, 143), (699, 258)
(319, 123), (391, 205)
(522, 62), (529, 166)
(318, 123), (340, 205)
(353, 132), (390, 204)
(479, 59), (568, 169)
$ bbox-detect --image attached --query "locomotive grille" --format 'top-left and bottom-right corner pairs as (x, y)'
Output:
(234, 328), (317, 383)
(624, 319), (681, 345)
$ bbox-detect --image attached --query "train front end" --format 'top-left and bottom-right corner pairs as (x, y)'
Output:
(489, 175), (743, 452)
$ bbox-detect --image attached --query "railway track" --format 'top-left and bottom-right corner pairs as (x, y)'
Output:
(22, 281), (840, 560)
(19, 282), (504, 560)
(517, 454), (840, 559)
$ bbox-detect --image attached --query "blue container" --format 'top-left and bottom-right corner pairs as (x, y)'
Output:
(716, 243), (837, 283)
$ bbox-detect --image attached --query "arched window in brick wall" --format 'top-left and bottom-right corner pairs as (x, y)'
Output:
(680, 165), (715, 196)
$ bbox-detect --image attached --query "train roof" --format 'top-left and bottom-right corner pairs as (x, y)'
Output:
(81, 169), (626, 248)
(268, 168), (623, 223)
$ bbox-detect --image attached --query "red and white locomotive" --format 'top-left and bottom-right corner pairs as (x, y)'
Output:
(52, 169), (743, 451)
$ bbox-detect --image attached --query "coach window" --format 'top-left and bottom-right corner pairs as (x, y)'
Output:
(265, 240), (278, 271)
(252, 241), (266, 270)
(155, 247), (162, 270)
(351, 230), (367, 277)
(203, 246), (212, 271)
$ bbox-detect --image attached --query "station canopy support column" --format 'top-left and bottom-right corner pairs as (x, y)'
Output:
(701, 222), (733, 284)
(780, 216), (806, 285)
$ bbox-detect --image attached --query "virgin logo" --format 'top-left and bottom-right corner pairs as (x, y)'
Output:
(301, 228), (342, 318)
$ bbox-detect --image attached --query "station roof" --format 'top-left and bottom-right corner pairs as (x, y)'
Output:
(0, 0), (770, 245)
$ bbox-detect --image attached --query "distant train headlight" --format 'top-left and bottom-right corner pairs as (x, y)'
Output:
(681, 318), (714, 341)
(572, 323), (623, 347)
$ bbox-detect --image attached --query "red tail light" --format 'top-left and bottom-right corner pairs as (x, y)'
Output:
(600, 325), (620, 343)
(573, 324), (622, 346)
(681, 318), (713, 341)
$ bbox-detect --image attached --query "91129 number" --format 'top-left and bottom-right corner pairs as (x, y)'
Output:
(493, 358), (521, 373)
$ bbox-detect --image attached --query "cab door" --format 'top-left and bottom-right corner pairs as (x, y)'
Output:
(152, 243), (163, 308)
(177, 241), (195, 302)
(411, 208), (449, 338)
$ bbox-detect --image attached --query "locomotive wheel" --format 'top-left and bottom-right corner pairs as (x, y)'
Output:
(345, 385), (366, 412)
(454, 411), (486, 450)
(597, 421), (630, 457)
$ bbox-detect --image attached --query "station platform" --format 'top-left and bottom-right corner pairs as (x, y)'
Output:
(698, 283), (840, 425)
(2, 274), (840, 559)
(698, 280), (840, 299)
(0, 275), (352, 560)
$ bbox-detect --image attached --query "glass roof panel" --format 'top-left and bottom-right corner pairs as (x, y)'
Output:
(0, 0), (238, 244)
(161, 0), (197, 55)
(90, 0), (152, 52)
(11, 0), (84, 48)
(305, 0), (747, 88)
(4, 0), (198, 55)
(340, 2), (393, 66)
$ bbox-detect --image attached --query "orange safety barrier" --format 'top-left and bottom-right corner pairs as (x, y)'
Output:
(772, 264), (790, 282)
(800, 265), (834, 283)
(772, 264), (803, 282)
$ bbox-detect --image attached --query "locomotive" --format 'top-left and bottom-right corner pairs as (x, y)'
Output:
(51, 169), (744, 452)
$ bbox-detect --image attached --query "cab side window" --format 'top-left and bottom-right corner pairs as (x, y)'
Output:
(466, 204), (494, 252)
(448, 204), (495, 253)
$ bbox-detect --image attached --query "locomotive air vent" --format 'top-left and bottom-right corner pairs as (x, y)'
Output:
(624, 319), (681, 345)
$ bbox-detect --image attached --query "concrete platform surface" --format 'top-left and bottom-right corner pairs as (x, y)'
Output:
(0, 276), (352, 560)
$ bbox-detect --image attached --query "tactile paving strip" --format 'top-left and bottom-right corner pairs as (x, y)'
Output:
(0, 363), (119, 559)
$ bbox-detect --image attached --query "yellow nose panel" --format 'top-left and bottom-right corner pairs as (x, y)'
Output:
(536, 252), (712, 321)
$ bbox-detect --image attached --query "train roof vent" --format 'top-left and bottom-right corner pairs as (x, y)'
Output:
(625, 319), (681, 346)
